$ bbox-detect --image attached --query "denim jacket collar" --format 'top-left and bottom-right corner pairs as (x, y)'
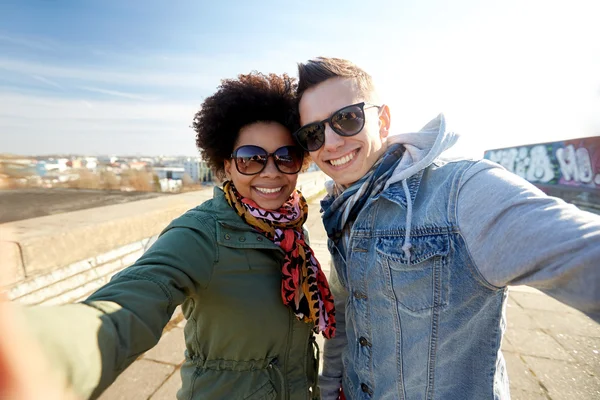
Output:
(380, 170), (424, 208)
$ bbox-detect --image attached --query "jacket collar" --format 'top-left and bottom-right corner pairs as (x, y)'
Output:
(209, 187), (283, 253)
(210, 186), (256, 231)
(380, 170), (424, 208)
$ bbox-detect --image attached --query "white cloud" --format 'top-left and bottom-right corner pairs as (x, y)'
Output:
(0, 92), (200, 155)
(0, 92), (197, 121)
(0, 33), (58, 51)
(0, 57), (219, 89)
(79, 86), (158, 101)
(31, 74), (64, 90)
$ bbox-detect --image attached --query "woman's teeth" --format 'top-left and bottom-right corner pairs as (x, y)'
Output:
(255, 187), (282, 194)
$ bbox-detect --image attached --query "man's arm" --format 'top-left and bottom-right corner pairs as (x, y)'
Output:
(457, 161), (600, 321)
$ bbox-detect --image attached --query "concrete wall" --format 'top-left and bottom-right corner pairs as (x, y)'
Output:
(1, 171), (329, 305)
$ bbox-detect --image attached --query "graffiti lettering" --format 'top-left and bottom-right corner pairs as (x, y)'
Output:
(487, 145), (554, 183)
(556, 145), (577, 182)
(526, 145), (555, 183)
(576, 147), (593, 183)
(514, 147), (530, 178)
(556, 145), (594, 184)
(487, 148), (517, 172)
(485, 137), (600, 190)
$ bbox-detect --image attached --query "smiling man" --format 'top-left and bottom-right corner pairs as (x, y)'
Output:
(295, 57), (600, 400)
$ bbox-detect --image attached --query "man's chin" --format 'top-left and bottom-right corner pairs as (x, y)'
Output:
(327, 168), (361, 187)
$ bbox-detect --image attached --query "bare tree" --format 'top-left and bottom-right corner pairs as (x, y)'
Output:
(121, 170), (154, 192)
(100, 171), (121, 191)
(71, 169), (101, 190)
(182, 173), (195, 187)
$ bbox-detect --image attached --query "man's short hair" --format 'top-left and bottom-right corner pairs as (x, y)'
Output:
(297, 57), (377, 101)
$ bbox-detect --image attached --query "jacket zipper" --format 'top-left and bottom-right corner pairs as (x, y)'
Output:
(307, 334), (320, 399)
(268, 358), (286, 400)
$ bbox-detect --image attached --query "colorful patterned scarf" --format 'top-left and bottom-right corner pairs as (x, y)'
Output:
(223, 181), (336, 338)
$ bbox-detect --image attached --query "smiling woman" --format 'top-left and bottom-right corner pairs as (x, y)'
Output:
(224, 123), (303, 210)
(5, 72), (335, 400)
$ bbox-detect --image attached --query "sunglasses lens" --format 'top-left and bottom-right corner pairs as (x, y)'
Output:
(232, 145), (303, 175)
(233, 145), (267, 175)
(331, 105), (365, 136)
(274, 146), (304, 173)
(296, 123), (325, 151)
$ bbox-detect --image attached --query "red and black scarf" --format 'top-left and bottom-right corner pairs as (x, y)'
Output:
(223, 181), (336, 338)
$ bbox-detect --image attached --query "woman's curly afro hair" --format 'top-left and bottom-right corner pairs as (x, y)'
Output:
(192, 72), (303, 179)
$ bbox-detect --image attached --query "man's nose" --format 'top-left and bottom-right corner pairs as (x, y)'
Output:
(322, 124), (344, 152)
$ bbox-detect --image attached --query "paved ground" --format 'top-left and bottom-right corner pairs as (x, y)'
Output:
(0, 188), (165, 223)
(99, 199), (600, 400)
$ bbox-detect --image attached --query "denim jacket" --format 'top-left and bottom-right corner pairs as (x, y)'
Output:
(319, 115), (600, 400)
(326, 160), (511, 399)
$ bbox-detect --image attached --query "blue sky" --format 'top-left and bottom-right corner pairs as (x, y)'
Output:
(0, 0), (599, 156)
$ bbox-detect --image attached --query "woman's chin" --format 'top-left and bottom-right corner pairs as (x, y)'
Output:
(251, 188), (292, 210)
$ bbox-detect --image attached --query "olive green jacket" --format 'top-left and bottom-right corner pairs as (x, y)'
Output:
(24, 187), (320, 400)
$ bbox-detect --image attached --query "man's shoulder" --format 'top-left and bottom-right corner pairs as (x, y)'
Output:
(431, 157), (502, 179)
(431, 156), (489, 169)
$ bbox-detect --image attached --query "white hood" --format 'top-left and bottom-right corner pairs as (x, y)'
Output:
(385, 113), (459, 189)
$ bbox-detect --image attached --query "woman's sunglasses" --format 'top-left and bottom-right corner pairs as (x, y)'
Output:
(293, 102), (381, 152)
(230, 145), (304, 175)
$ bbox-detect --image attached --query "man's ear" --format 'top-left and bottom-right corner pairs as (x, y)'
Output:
(378, 104), (391, 139)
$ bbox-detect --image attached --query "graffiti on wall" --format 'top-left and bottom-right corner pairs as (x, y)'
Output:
(484, 136), (600, 189)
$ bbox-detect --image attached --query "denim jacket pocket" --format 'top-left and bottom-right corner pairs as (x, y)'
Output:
(377, 233), (449, 314)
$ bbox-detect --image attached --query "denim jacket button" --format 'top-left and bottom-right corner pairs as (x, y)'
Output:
(239, 236), (246, 242)
(354, 290), (367, 300)
(361, 383), (370, 393)
(359, 337), (369, 347)
(224, 234), (231, 240)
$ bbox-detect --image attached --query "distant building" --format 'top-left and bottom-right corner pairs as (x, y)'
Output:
(84, 157), (98, 170)
(484, 136), (600, 213)
(35, 161), (48, 177)
(159, 178), (182, 193)
(0, 157), (37, 179)
(96, 155), (112, 165)
(129, 161), (148, 171)
(183, 158), (213, 183)
(41, 158), (69, 172)
(140, 157), (156, 165)
(154, 166), (186, 180)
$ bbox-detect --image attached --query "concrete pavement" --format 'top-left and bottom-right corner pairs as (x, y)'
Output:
(99, 199), (600, 400)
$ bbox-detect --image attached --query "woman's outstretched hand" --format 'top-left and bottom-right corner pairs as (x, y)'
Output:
(0, 294), (79, 400)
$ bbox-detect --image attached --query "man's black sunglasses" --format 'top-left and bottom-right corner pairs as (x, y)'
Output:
(230, 145), (304, 175)
(293, 102), (380, 152)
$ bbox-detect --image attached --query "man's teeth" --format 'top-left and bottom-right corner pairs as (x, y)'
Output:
(330, 151), (355, 167)
(256, 187), (282, 194)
